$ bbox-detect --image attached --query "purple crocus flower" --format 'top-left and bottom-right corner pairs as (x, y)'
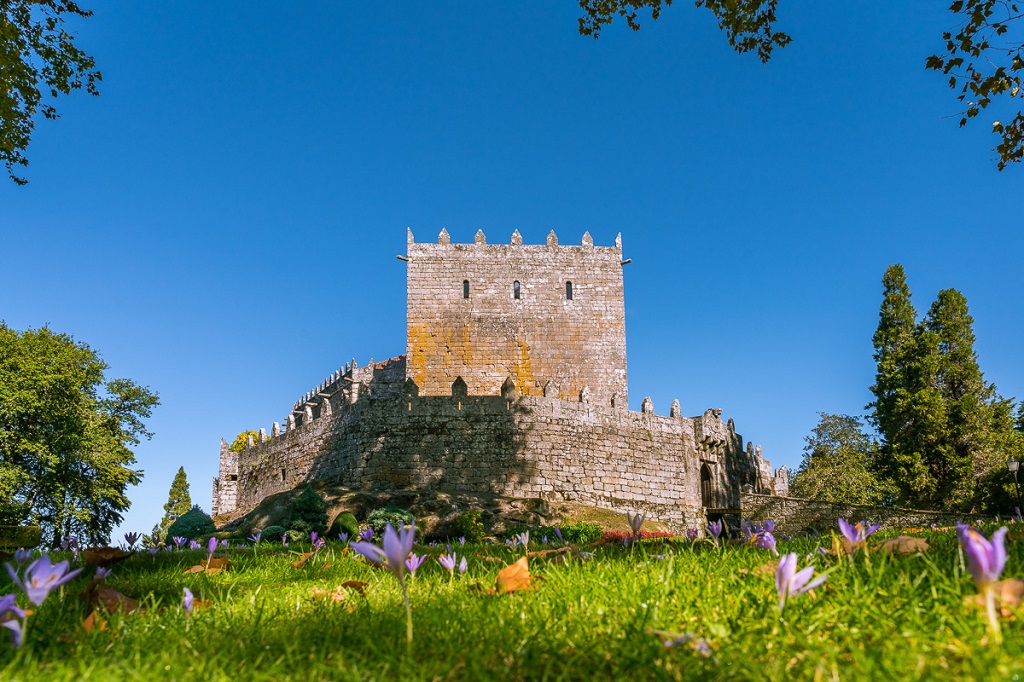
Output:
(182, 587), (194, 614)
(189, 540), (200, 551)
(459, 536), (466, 546)
(337, 532), (349, 543)
(957, 525), (1008, 589)
(837, 518), (880, 550)
(95, 567), (112, 580)
(438, 553), (457, 573)
(350, 523), (416, 581)
(553, 528), (563, 544)
(220, 539), (229, 548)
(0, 594), (26, 648)
(359, 528), (374, 542)
(686, 528), (699, 541)
(148, 547), (160, 558)
(1014, 507), (1022, 523)
(7, 554), (83, 606)
(281, 533), (289, 547)
(405, 553), (426, 576)
(707, 520), (723, 541)
(515, 531), (530, 549)
(445, 543), (452, 554)
(13, 548), (32, 566)
(755, 530), (779, 556)
(310, 531), (319, 545)
(775, 552), (827, 613)
(458, 556), (468, 574)
(248, 530), (262, 544)
(172, 536), (186, 549)
(314, 537), (326, 551)
(626, 511), (646, 536)
(124, 532), (141, 550)
(958, 524), (1009, 642)
(763, 519), (776, 534)
(207, 536), (219, 560)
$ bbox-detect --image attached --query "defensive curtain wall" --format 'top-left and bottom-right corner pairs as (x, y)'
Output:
(213, 230), (790, 531)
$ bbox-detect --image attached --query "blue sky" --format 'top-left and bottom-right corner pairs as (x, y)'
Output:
(2, 2), (1021, 538)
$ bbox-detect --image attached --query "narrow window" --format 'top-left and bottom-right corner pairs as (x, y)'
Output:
(565, 281), (573, 300)
(280, 468), (287, 482)
(513, 280), (521, 299)
(463, 280), (470, 299)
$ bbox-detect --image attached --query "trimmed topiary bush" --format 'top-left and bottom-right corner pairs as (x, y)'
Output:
(367, 505), (415, 536)
(287, 488), (328, 536)
(262, 525), (287, 542)
(165, 505), (216, 540)
(329, 512), (359, 540)
(0, 525), (42, 548)
(454, 510), (486, 544)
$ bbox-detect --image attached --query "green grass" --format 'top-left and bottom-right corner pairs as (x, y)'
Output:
(1, 526), (1022, 681)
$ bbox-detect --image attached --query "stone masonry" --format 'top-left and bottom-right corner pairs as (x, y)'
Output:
(212, 231), (782, 530)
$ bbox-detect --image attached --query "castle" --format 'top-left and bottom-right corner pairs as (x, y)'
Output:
(212, 229), (789, 529)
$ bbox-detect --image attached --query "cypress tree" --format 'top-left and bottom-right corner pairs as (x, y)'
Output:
(868, 265), (927, 502)
(159, 466), (192, 539)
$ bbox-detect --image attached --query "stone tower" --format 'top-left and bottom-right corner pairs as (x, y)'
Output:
(403, 228), (627, 404)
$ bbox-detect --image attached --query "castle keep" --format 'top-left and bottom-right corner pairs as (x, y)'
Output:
(212, 230), (788, 529)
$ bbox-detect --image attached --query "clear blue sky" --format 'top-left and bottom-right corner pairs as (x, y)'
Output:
(2, 2), (1021, 539)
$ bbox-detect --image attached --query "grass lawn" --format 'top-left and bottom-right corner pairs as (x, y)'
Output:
(1, 525), (1022, 681)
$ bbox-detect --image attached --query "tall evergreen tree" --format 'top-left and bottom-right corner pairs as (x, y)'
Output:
(868, 265), (927, 502)
(158, 466), (191, 541)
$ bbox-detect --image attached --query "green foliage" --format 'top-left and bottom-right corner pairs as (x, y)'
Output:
(559, 521), (603, 544)
(158, 466), (191, 539)
(165, 505), (215, 540)
(789, 413), (896, 506)
(329, 512), (359, 540)
(0, 524), (42, 548)
(262, 525), (287, 541)
(229, 431), (260, 453)
(868, 267), (1024, 512)
(366, 505), (415, 536)
(0, 2), (102, 185)
(286, 488), (327, 536)
(453, 510), (486, 543)
(0, 324), (158, 546)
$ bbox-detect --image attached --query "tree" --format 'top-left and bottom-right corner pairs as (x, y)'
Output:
(0, 324), (158, 546)
(576, 1), (1024, 170)
(157, 466), (191, 542)
(789, 413), (896, 505)
(229, 430), (260, 453)
(867, 268), (1023, 512)
(1, 1), (101, 185)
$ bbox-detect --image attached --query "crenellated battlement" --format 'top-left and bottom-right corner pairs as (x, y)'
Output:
(212, 229), (779, 529)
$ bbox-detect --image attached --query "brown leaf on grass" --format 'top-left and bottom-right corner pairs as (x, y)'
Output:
(739, 560), (778, 578)
(340, 580), (368, 595)
(81, 586), (140, 634)
(876, 536), (929, 555)
(496, 556), (533, 594)
(82, 611), (108, 633)
(291, 552), (315, 568)
(310, 586), (357, 611)
(964, 579), (1024, 618)
(83, 547), (132, 567)
(182, 557), (231, 575)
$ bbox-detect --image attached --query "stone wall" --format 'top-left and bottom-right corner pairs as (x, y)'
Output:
(404, 229), (628, 406)
(740, 493), (979, 533)
(218, 378), (775, 531)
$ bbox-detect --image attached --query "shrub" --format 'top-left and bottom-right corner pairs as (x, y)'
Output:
(285, 529), (307, 544)
(367, 506), (415, 536)
(560, 521), (602, 544)
(329, 512), (359, 539)
(287, 488), (328, 536)
(165, 505), (216, 540)
(454, 510), (486, 544)
(263, 525), (287, 541)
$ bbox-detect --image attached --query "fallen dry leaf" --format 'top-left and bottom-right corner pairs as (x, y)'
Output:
(81, 585), (140, 634)
(496, 556), (533, 594)
(340, 580), (368, 595)
(876, 536), (929, 556)
(964, 578), (1024, 618)
(82, 547), (132, 567)
(182, 557), (230, 575)
(291, 552), (315, 568)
